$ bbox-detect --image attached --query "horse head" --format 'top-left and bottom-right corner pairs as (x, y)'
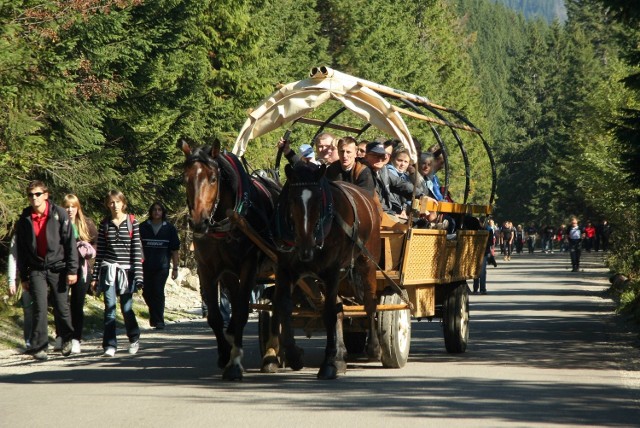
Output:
(284, 163), (331, 262)
(180, 138), (221, 237)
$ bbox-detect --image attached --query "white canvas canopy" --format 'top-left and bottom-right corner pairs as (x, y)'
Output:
(232, 67), (418, 163)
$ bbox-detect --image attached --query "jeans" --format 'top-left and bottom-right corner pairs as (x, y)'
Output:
(142, 268), (169, 326)
(102, 284), (140, 349)
(569, 239), (581, 271)
(28, 269), (73, 351)
(19, 289), (34, 344)
(70, 272), (90, 341)
(473, 254), (489, 293)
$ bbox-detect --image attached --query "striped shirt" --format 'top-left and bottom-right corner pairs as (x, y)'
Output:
(92, 216), (144, 291)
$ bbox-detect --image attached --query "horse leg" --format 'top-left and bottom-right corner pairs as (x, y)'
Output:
(200, 271), (231, 369)
(334, 298), (347, 375)
(362, 261), (381, 361)
(260, 300), (281, 373)
(221, 271), (251, 381)
(274, 266), (304, 371)
(317, 270), (341, 380)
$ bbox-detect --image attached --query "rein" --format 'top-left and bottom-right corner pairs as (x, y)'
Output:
(330, 182), (413, 310)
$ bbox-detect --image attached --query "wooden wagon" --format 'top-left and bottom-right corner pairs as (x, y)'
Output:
(232, 66), (495, 369)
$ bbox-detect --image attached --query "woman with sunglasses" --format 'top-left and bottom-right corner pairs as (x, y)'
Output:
(62, 194), (98, 354)
(91, 190), (144, 357)
(15, 180), (78, 360)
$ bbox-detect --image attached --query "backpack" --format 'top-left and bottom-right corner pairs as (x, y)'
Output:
(101, 213), (144, 263)
(102, 213), (135, 242)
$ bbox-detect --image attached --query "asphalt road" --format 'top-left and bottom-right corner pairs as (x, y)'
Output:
(1, 251), (638, 427)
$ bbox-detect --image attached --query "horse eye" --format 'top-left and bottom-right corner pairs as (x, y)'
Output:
(209, 175), (217, 184)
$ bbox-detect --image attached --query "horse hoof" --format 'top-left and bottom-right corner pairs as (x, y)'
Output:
(335, 359), (347, 374)
(366, 343), (381, 361)
(285, 347), (304, 371)
(217, 354), (230, 369)
(261, 356), (280, 373)
(317, 364), (338, 380)
(222, 364), (243, 381)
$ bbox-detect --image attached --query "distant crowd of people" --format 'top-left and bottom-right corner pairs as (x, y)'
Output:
(481, 218), (612, 274)
(7, 180), (180, 360)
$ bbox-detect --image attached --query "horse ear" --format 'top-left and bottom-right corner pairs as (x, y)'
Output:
(284, 163), (293, 181)
(211, 138), (221, 158)
(179, 138), (191, 157)
(315, 163), (327, 180)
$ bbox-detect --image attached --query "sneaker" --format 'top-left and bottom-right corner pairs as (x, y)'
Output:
(53, 336), (62, 351)
(103, 346), (116, 357)
(128, 341), (139, 355)
(71, 339), (81, 354)
(25, 340), (32, 351)
(155, 322), (165, 330)
(61, 340), (72, 356)
(33, 349), (48, 361)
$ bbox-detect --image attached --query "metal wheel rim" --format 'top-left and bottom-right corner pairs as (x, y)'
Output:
(397, 309), (411, 352)
(459, 291), (469, 340)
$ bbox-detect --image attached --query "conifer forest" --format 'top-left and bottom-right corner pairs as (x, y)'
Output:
(1, 1), (639, 314)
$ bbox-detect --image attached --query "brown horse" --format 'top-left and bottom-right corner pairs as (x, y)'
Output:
(268, 162), (381, 379)
(181, 138), (280, 380)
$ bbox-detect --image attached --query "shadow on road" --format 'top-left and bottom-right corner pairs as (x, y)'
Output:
(0, 252), (638, 426)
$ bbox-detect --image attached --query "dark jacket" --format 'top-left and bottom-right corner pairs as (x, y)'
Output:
(139, 220), (180, 271)
(325, 159), (375, 196)
(371, 166), (421, 214)
(16, 201), (79, 282)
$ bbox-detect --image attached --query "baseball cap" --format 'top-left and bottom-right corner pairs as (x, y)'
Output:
(299, 144), (314, 158)
(366, 142), (386, 155)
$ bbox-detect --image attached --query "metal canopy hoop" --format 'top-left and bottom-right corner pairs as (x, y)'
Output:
(232, 66), (494, 205)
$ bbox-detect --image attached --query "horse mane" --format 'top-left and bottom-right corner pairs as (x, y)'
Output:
(184, 146), (249, 204)
(184, 145), (217, 168)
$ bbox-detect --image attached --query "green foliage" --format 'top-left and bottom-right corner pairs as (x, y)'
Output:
(0, 0), (639, 310)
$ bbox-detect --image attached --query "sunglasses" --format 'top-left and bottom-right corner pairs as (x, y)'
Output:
(27, 192), (45, 198)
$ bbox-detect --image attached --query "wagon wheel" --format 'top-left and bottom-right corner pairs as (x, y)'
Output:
(377, 289), (411, 368)
(442, 281), (469, 353)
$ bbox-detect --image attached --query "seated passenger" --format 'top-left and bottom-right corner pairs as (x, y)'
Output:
(298, 144), (321, 165)
(418, 151), (455, 232)
(386, 145), (412, 218)
(277, 137), (320, 169)
(418, 152), (437, 199)
(364, 141), (423, 221)
(315, 132), (339, 164)
(428, 144), (456, 202)
(325, 136), (375, 196)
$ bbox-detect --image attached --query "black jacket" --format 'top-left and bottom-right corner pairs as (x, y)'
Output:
(16, 201), (78, 281)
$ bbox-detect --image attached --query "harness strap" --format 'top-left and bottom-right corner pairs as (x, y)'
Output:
(330, 182), (414, 310)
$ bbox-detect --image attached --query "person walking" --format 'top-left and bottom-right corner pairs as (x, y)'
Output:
(15, 180), (78, 360)
(600, 220), (612, 252)
(91, 190), (143, 357)
(501, 221), (515, 261)
(583, 221), (596, 252)
(139, 201), (180, 330)
(565, 216), (584, 272)
(525, 222), (537, 254)
(63, 194), (98, 354)
(473, 219), (495, 295)
(515, 224), (525, 254)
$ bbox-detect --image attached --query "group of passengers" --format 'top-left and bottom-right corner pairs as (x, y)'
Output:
(277, 132), (449, 229)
